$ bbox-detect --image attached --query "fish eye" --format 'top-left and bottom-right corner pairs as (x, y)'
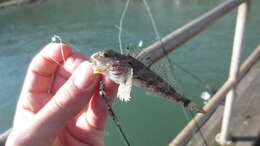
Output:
(103, 52), (109, 57)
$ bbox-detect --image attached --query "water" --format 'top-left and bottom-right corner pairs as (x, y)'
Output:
(0, 0), (259, 145)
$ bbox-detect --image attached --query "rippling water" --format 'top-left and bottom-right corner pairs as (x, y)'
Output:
(0, 0), (259, 145)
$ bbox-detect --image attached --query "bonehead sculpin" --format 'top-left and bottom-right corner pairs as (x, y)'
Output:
(90, 50), (205, 114)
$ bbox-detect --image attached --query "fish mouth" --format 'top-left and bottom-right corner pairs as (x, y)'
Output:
(92, 66), (108, 74)
(90, 56), (109, 74)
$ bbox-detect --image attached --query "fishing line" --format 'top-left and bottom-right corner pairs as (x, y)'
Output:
(141, 1), (208, 145)
(141, 0), (160, 40)
(99, 80), (131, 146)
(51, 34), (83, 58)
(188, 111), (209, 146)
(48, 35), (83, 93)
(141, 0), (184, 94)
(51, 34), (66, 63)
(141, 0), (216, 95)
(171, 61), (217, 95)
(118, 0), (131, 54)
(46, 38), (62, 66)
(115, 25), (143, 56)
(180, 106), (201, 143)
(180, 93), (209, 146)
(48, 35), (66, 93)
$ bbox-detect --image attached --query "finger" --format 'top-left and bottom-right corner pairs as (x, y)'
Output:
(22, 43), (72, 94)
(65, 76), (118, 145)
(17, 43), (72, 116)
(19, 52), (87, 114)
(51, 52), (87, 93)
(86, 76), (118, 130)
(9, 62), (99, 146)
(32, 62), (100, 138)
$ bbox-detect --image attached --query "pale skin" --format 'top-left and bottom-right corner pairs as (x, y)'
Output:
(6, 43), (118, 146)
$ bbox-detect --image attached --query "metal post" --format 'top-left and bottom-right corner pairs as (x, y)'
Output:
(216, 2), (249, 145)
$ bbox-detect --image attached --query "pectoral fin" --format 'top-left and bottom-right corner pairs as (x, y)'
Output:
(117, 68), (133, 102)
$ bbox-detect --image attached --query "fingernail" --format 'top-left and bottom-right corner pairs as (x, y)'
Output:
(73, 61), (97, 90)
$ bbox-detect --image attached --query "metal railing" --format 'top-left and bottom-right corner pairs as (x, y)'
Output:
(216, 2), (249, 145)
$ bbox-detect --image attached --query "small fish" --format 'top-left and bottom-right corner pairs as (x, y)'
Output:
(90, 50), (205, 114)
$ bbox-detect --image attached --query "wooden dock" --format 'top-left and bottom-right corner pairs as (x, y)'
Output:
(187, 59), (260, 146)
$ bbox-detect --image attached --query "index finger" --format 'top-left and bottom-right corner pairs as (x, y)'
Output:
(22, 43), (72, 94)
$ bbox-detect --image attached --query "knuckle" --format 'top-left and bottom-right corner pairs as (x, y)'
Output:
(52, 81), (81, 111)
(54, 88), (73, 109)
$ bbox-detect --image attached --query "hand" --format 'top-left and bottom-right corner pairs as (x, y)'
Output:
(6, 43), (118, 146)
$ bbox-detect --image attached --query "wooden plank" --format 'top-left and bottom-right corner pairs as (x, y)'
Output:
(229, 60), (260, 146)
(187, 60), (260, 146)
(169, 46), (260, 146)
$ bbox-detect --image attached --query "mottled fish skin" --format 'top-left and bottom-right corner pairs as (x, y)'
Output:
(91, 50), (205, 114)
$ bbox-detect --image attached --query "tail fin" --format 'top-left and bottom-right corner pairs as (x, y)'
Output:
(187, 102), (206, 114)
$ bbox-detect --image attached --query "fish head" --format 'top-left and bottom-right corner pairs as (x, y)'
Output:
(90, 50), (131, 84)
(90, 50), (114, 74)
